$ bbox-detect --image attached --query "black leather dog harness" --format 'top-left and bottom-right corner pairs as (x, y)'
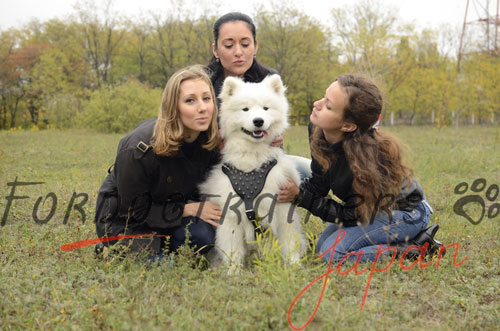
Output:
(222, 159), (278, 233)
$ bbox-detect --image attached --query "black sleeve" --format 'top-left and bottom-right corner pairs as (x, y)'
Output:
(114, 149), (185, 230)
(296, 188), (358, 224)
(300, 157), (330, 197)
(296, 159), (358, 224)
(143, 198), (185, 230)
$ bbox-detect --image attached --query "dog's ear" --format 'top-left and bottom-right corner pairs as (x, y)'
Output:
(221, 77), (243, 100)
(264, 74), (286, 96)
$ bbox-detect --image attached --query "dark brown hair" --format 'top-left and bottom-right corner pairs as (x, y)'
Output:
(208, 12), (257, 71)
(311, 74), (413, 223)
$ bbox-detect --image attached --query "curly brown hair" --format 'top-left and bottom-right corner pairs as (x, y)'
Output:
(311, 74), (413, 223)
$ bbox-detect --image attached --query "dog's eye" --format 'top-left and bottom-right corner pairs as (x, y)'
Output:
(263, 107), (269, 111)
(242, 107), (249, 112)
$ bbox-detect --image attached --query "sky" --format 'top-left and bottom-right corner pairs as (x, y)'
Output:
(0, 0), (484, 32)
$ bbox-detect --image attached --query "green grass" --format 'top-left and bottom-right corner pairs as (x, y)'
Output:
(1, 126), (499, 330)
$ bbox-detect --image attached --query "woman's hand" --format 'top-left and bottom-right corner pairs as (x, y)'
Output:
(270, 134), (283, 147)
(183, 201), (222, 227)
(278, 179), (300, 203)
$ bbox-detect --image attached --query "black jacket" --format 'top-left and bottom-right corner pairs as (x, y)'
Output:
(296, 124), (424, 227)
(95, 118), (219, 251)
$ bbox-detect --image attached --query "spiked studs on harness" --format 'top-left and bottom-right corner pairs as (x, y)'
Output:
(222, 159), (278, 234)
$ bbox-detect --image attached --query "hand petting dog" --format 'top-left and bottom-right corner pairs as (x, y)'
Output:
(278, 179), (300, 203)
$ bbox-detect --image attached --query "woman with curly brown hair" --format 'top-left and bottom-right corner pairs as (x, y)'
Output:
(278, 74), (441, 263)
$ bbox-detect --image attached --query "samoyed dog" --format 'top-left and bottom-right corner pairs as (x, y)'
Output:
(200, 75), (306, 272)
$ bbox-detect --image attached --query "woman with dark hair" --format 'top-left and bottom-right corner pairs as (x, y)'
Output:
(207, 12), (277, 104)
(278, 74), (442, 263)
(207, 12), (311, 179)
(95, 65), (221, 258)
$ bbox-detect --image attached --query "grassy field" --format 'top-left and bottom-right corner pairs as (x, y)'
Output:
(0, 125), (499, 330)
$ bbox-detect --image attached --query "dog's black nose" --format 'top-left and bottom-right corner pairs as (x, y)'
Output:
(253, 118), (264, 127)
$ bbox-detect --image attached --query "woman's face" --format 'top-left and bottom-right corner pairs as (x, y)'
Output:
(212, 21), (258, 78)
(310, 81), (348, 134)
(178, 78), (214, 142)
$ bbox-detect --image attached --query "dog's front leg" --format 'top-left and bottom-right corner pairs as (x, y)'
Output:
(215, 219), (247, 274)
(271, 204), (306, 264)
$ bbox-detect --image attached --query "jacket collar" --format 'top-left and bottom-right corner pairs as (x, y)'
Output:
(162, 132), (208, 159)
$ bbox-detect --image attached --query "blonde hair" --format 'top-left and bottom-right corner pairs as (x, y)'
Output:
(152, 65), (220, 156)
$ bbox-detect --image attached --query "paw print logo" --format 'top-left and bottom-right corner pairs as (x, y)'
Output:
(453, 178), (500, 224)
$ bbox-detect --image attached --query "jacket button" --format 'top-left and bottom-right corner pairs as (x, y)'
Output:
(166, 176), (173, 183)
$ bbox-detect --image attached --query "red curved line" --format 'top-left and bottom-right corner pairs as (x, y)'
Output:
(60, 234), (170, 251)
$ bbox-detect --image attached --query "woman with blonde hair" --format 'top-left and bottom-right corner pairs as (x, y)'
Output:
(95, 65), (221, 258)
(279, 74), (442, 262)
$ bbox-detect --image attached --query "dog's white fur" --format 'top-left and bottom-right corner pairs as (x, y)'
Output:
(199, 75), (306, 271)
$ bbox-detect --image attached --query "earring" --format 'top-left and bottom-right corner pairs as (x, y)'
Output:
(216, 58), (220, 63)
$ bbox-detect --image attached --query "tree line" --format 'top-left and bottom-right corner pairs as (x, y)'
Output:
(1, 0), (499, 132)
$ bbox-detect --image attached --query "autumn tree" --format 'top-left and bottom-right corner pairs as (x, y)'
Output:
(459, 53), (500, 127)
(0, 42), (48, 127)
(0, 30), (20, 129)
(118, 18), (154, 83)
(0, 1), (498, 130)
(74, 0), (125, 88)
(256, 2), (335, 123)
(30, 47), (81, 128)
(330, 0), (400, 77)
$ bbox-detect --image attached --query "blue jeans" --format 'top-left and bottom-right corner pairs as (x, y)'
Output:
(160, 216), (215, 255)
(316, 199), (432, 263)
(148, 216), (215, 265)
(285, 155), (312, 181)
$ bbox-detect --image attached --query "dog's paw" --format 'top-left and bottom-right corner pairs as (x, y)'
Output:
(227, 264), (242, 275)
(288, 253), (302, 265)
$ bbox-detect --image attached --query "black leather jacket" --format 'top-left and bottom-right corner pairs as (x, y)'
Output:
(296, 124), (424, 227)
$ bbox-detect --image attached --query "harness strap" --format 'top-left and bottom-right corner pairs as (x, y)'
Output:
(222, 159), (278, 233)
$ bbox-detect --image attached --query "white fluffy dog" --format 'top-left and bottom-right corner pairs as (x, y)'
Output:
(199, 75), (306, 271)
